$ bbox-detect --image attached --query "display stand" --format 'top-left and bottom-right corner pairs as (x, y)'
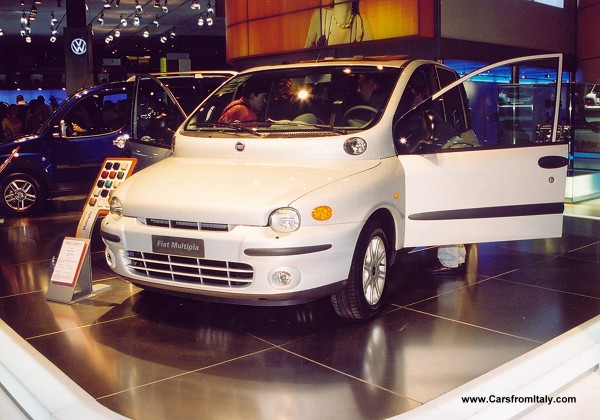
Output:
(46, 158), (137, 304)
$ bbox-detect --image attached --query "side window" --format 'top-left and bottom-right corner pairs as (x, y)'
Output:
(134, 78), (185, 147)
(64, 91), (131, 138)
(434, 67), (471, 135)
(394, 56), (565, 154)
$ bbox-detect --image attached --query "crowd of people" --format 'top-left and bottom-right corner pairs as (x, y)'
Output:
(0, 94), (54, 141)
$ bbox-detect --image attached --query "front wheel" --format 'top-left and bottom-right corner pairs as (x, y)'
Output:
(331, 221), (388, 320)
(0, 173), (46, 216)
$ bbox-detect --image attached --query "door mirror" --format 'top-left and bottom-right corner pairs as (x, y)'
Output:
(53, 120), (67, 138)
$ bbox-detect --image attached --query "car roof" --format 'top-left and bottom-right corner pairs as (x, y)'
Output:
(238, 56), (415, 74)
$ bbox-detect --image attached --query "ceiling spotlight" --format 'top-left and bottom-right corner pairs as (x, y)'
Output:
(160, 35), (167, 43)
(20, 0), (25, 6)
(207, 16), (213, 26)
(197, 15), (204, 26)
(116, 0), (120, 7)
(136, 1), (143, 12)
(21, 13), (28, 24)
(26, 35), (32, 43)
(50, 35), (57, 42)
(207, 1), (214, 14)
(26, 22), (32, 33)
(120, 14), (127, 26)
(191, 0), (200, 10)
(20, 25), (26, 36)
(162, 0), (168, 13)
(154, 0), (160, 8)
(143, 27), (149, 38)
(103, 0), (111, 9)
(98, 13), (104, 24)
(169, 29), (175, 38)
(153, 15), (159, 26)
(105, 34), (114, 43)
(0, 29), (4, 37)
(51, 28), (58, 35)
(51, 11), (58, 24)
(133, 14), (140, 27)
(114, 28), (121, 37)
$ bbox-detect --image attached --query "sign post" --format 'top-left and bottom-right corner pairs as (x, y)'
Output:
(46, 158), (136, 304)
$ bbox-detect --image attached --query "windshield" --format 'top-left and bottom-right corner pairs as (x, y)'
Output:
(185, 65), (401, 134)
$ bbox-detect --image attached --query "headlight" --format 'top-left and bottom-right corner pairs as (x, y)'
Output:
(269, 208), (300, 233)
(109, 196), (123, 219)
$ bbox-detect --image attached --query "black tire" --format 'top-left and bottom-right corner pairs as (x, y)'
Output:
(331, 220), (389, 320)
(0, 172), (46, 216)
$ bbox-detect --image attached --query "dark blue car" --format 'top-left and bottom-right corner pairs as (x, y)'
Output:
(0, 71), (234, 216)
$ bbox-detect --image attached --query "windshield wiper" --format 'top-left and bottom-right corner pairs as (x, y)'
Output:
(266, 118), (347, 135)
(192, 121), (264, 137)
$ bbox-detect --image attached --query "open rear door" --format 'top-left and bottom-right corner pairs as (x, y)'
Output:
(398, 54), (568, 247)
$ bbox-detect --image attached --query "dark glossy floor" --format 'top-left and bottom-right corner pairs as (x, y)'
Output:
(1, 200), (600, 419)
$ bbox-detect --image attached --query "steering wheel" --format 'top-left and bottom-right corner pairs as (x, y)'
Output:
(343, 105), (379, 125)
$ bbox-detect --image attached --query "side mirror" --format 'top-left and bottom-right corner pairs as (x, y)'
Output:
(52, 120), (67, 138)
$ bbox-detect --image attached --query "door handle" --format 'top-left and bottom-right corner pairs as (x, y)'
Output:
(538, 156), (568, 169)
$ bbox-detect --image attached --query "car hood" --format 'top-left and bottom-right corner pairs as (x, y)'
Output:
(119, 157), (379, 225)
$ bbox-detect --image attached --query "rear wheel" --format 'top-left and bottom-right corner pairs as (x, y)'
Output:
(0, 173), (46, 216)
(331, 221), (388, 320)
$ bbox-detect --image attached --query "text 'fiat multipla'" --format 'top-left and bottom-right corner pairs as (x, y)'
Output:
(101, 54), (569, 319)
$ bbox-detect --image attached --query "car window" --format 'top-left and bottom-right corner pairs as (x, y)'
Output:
(133, 77), (185, 147)
(64, 90), (131, 138)
(394, 55), (566, 154)
(185, 66), (401, 133)
(158, 74), (233, 114)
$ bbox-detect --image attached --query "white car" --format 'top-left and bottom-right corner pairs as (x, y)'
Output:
(101, 54), (568, 320)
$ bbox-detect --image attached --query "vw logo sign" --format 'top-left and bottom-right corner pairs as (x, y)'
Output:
(71, 38), (87, 55)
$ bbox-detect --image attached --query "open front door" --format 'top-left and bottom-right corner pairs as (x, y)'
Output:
(397, 54), (568, 247)
(127, 75), (187, 170)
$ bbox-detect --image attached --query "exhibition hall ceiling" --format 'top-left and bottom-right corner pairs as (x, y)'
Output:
(0, 0), (224, 43)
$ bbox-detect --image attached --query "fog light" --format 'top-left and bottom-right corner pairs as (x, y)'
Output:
(273, 271), (292, 286)
(268, 267), (300, 289)
(105, 247), (116, 269)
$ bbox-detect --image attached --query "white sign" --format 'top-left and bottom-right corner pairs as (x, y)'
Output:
(71, 38), (87, 55)
(50, 238), (88, 286)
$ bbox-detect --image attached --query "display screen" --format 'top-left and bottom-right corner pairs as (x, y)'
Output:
(225, 0), (433, 61)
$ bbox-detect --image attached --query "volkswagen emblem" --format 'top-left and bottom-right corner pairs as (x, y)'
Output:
(71, 38), (87, 55)
(235, 141), (245, 152)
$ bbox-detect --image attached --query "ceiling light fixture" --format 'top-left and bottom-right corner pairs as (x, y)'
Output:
(160, 34), (167, 43)
(154, 0), (160, 8)
(162, 0), (168, 13)
(98, 12), (104, 24)
(153, 15), (159, 26)
(207, 1), (214, 14)
(120, 14), (127, 26)
(50, 11), (57, 24)
(197, 15), (204, 26)
(21, 12), (28, 24)
(207, 15), (213, 26)
(143, 27), (149, 38)
(136, 0), (143, 12)
(191, 0), (200, 10)
(133, 13), (140, 26)
(114, 28), (120, 37)
(103, 0), (111, 9)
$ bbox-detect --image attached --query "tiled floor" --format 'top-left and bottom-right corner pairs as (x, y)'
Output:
(1, 200), (599, 419)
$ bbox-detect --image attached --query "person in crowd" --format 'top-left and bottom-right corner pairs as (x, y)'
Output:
(37, 95), (54, 121)
(2, 105), (23, 138)
(15, 95), (27, 106)
(25, 101), (44, 132)
(218, 79), (269, 123)
(305, 0), (373, 48)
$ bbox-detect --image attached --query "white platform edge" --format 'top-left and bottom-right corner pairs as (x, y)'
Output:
(0, 318), (127, 420)
(1, 311), (599, 420)
(397, 314), (600, 419)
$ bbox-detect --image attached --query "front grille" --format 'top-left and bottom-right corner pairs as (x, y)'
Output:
(143, 218), (229, 232)
(125, 251), (253, 287)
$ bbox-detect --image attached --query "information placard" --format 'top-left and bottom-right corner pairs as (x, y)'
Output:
(49, 238), (89, 286)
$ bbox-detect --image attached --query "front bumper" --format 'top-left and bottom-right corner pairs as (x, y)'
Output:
(101, 215), (363, 304)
